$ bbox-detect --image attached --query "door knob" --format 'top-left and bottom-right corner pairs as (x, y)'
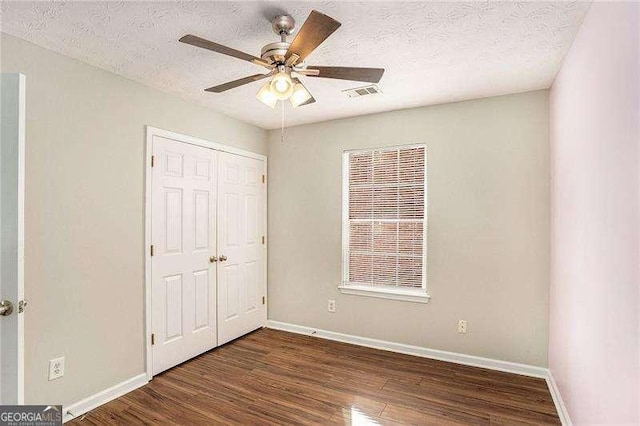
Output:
(0, 300), (14, 317)
(209, 255), (218, 263)
(219, 255), (228, 262)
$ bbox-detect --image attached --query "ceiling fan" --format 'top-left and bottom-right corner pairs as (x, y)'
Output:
(179, 10), (385, 108)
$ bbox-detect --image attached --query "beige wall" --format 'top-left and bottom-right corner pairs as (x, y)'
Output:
(267, 91), (550, 366)
(0, 33), (267, 405)
(1, 28), (551, 405)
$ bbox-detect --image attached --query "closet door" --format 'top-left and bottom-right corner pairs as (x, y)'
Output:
(217, 152), (266, 345)
(151, 136), (217, 375)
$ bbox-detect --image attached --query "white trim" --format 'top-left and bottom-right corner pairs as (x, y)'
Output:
(262, 158), (268, 324)
(267, 321), (571, 422)
(338, 284), (430, 303)
(60, 326), (567, 424)
(0, 73), (26, 404)
(267, 320), (548, 378)
(63, 373), (148, 423)
(341, 144), (428, 298)
(16, 73), (25, 405)
(144, 126), (267, 380)
(144, 127), (153, 381)
(343, 142), (427, 155)
(545, 370), (572, 425)
(146, 126), (266, 161)
(341, 153), (350, 284)
(422, 145), (428, 290)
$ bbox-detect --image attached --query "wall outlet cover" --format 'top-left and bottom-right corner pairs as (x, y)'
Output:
(457, 320), (468, 334)
(328, 299), (336, 313)
(49, 356), (65, 381)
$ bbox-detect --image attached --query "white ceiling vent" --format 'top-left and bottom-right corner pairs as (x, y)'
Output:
(343, 84), (382, 98)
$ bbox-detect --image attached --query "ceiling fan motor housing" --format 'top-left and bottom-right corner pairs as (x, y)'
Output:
(261, 41), (291, 64)
(263, 15), (296, 64)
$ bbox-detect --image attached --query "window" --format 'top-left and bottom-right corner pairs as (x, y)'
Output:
(340, 145), (429, 303)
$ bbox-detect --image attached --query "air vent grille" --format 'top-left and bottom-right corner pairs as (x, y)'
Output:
(343, 84), (382, 98)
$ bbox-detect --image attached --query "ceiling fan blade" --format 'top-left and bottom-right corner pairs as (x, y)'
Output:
(304, 66), (385, 83)
(285, 10), (341, 63)
(180, 34), (271, 68)
(205, 73), (273, 93)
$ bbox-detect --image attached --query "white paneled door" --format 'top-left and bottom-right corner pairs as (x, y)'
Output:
(217, 152), (267, 345)
(151, 136), (217, 375)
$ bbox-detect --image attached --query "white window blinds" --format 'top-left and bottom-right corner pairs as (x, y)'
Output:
(343, 145), (426, 290)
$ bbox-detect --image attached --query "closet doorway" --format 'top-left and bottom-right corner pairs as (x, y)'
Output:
(144, 127), (267, 377)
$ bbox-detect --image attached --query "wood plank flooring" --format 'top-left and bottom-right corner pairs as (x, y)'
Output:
(69, 329), (560, 425)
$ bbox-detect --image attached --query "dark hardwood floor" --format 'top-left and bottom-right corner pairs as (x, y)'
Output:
(70, 328), (560, 425)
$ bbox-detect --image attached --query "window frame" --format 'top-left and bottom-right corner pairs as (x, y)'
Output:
(340, 144), (430, 303)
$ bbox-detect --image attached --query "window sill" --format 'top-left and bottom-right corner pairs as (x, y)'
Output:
(338, 284), (430, 303)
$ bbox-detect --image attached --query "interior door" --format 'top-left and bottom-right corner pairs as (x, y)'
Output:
(217, 152), (266, 345)
(0, 73), (25, 404)
(151, 136), (217, 375)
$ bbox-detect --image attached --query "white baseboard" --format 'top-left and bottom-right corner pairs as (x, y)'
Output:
(60, 325), (572, 425)
(268, 320), (572, 424)
(545, 370), (572, 425)
(267, 320), (548, 378)
(62, 373), (148, 423)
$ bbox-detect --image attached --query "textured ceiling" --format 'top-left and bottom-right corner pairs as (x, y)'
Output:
(0, 1), (590, 129)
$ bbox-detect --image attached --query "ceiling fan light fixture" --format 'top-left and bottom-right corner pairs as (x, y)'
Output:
(181, 11), (385, 111)
(290, 81), (313, 108)
(270, 71), (294, 100)
(256, 82), (277, 108)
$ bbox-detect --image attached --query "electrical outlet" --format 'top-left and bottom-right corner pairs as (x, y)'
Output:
(457, 320), (468, 334)
(49, 357), (65, 381)
(327, 299), (336, 313)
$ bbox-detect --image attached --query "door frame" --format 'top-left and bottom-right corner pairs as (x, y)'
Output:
(144, 125), (267, 380)
(0, 73), (25, 404)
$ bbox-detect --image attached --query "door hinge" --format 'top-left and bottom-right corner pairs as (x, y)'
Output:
(262, 174), (265, 184)
(151, 155), (155, 167)
(262, 296), (265, 305)
(261, 236), (265, 245)
(150, 245), (154, 256)
(151, 333), (155, 345)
